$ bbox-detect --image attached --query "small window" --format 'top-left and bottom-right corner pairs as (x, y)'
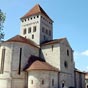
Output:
(31, 17), (32, 20)
(31, 80), (33, 84)
(42, 80), (44, 85)
(52, 45), (53, 51)
(28, 18), (29, 20)
(33, 26), (36, 32)
(37, 15), (39, 18)
(0, 48), (6, 74)
(52, 79), (54, 86)
(46, 29), (48, 34)
(44, 35), (46, 40)
(28, 27), (31, 33)
(23, 28), (26, 35)
(64, 61), (68, 68)
(49, 30), (51, 36)
(18, 48), (22, 75)
(34, 16), (35, 19)
(32, 34), (34, 39)
(62, 83), (64, 88)
(42, 27), (45, 32)
(25, 19), (26, 21)
(67, 49), (69, 56)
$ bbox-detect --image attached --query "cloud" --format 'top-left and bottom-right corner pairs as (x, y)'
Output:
(74, 52), (80, 56)
(85, 66), (88, 71)
(74, 50), (88, 59)
(81, 50), (88, 56)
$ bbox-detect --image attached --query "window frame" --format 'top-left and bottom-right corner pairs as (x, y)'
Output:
(67, 49), (69, 56)
(0, 48), (6, 74)
(23, 28), (26, 35)
(32, 34), (34, 39)
(33, 26), (36, 32)
(28, 27), (31, 33)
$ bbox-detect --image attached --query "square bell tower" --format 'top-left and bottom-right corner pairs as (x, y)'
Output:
(20, 4), (53, 45)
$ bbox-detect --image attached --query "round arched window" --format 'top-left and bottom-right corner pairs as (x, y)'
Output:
(67, 49), (69, 56)
(64, 61), (68, 68)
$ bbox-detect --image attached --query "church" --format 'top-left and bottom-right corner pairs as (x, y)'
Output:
(0, 4), (85, 88)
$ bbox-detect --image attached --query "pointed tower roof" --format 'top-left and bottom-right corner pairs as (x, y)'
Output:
(21, 4), (53, 21)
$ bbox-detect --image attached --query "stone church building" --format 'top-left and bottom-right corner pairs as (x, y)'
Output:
(0, 4), (85, 88)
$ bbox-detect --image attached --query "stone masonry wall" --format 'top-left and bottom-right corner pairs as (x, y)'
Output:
(28, 70), (58, 88)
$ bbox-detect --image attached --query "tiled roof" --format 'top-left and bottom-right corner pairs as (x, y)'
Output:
(5, 35), (39, 48)
(41, 38), (66, 45)
(23, 55), (45, 71)
(21, 4), (52, 21)
(23, 55), (58, 72)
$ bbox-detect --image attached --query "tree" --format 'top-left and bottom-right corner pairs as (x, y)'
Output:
(0, 9), (6, 41)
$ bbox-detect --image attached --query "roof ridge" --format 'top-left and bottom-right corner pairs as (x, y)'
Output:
(25, 59), (59, 72)
(5, 35), (39, 48)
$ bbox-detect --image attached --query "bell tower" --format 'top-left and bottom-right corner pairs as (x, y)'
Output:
(20, 4), (53, 45)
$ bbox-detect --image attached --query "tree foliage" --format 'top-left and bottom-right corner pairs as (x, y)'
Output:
(0, 9), (6, 41)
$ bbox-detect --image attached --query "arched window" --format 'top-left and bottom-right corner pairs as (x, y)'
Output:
(32, 34), (34, 39)
(23, 28), (26, 35)
(37, 15), (39, 18)
(49, 30), (51, 36)
(33, 26), (36, 32)
(52, 45), (54, 51)
(28, 27), (31, 33)
(67, 49), (69, 56)
(64, 61), (68, 68)
(52, 79), (54, 86)
(0, 48), (6, 74)
(42, 80), (44, 85)
(31, 80), (33, 84)
(18, 48), (22, 75)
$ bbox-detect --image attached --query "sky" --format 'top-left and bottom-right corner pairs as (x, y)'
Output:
(0, 0), (88, 71)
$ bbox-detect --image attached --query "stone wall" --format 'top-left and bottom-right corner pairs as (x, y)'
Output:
(60, 40), (75, 87)
(0, 43), (12, 88)
(41, 39), (75, 88)
(28, 70), (58, 88)
(75, 71), (85, 88)
(20, 15), (41, 45)
(41, 43), (60, 69)
(0, 42), (39, 88)
(40, 14), (53, 43)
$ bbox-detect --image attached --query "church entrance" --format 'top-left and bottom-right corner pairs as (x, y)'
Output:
(61, 81), (65, 88)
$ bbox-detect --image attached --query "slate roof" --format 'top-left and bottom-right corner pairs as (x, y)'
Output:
(21, 4), (52, 21)
(5, 35), (39, 48)
(23, 55), (58, 72)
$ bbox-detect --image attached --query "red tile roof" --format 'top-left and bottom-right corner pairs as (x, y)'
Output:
(5, 35), (39, 48)
(26, 60), (59, 72)
(21, 4), (52, 21)
(23, 55), (58, 72)
(41, 38), (66, 45)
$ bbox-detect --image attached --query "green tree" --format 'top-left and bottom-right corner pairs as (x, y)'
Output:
(0, 9), (6, 41)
